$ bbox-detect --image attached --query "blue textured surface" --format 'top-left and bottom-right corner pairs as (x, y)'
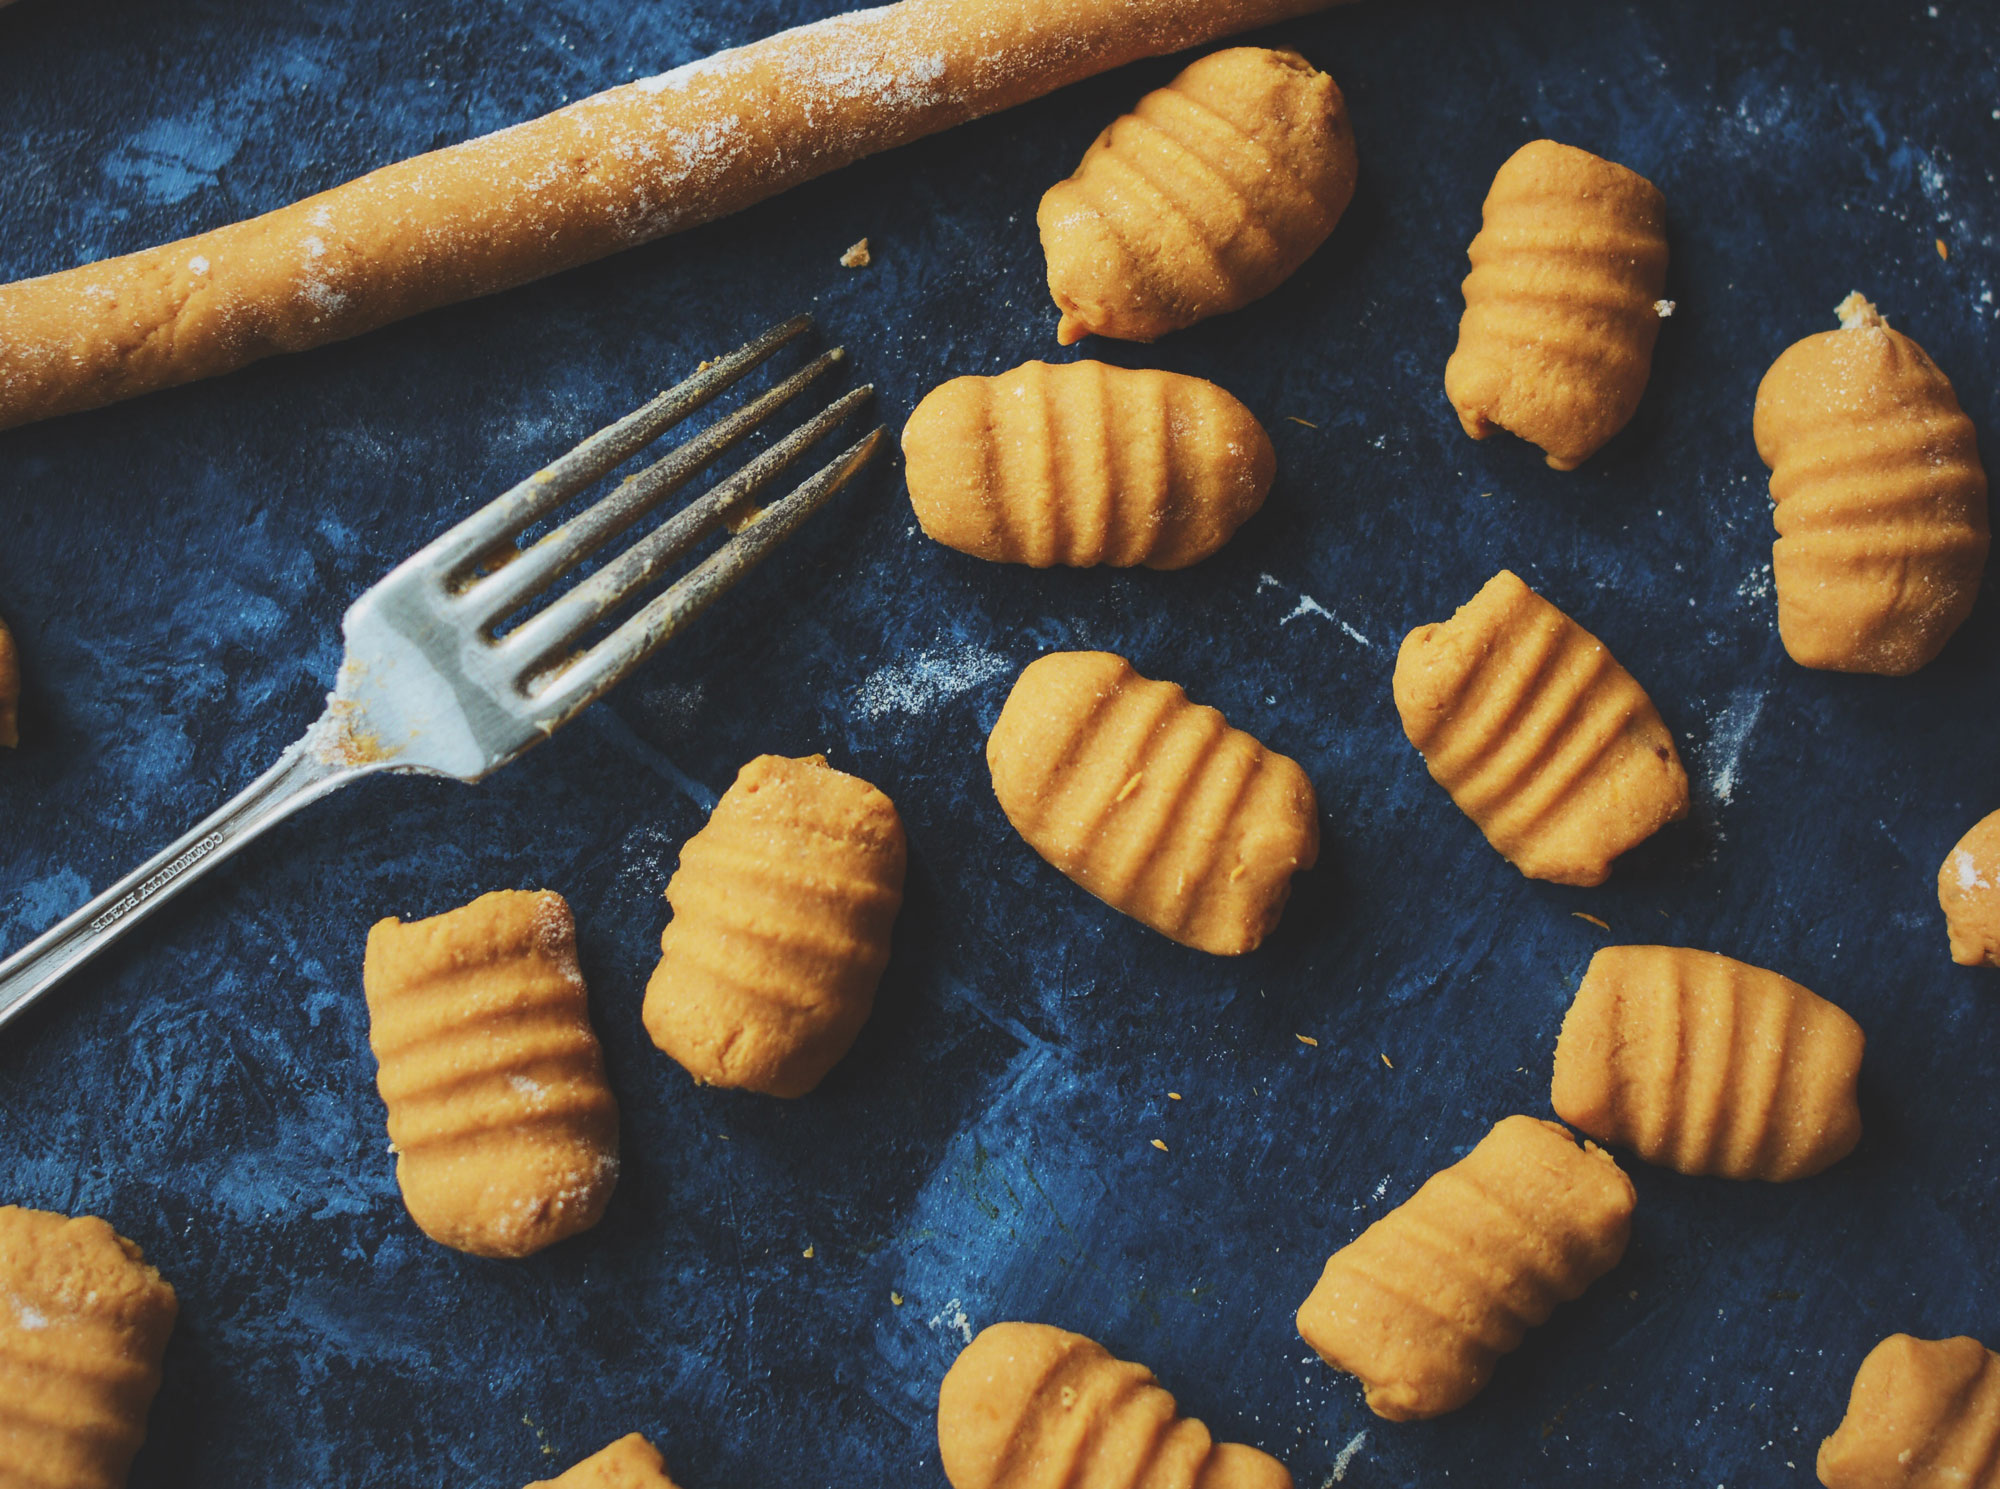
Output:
(2, 1), (1998, 1484)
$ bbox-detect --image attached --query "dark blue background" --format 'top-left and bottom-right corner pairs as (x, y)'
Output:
(2, 1), (1996, 1484)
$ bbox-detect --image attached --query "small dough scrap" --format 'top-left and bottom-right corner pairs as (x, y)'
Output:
(1939, 809), (2000, 967)
(363, 889), (620, 1259)
(1817, 1334), (2000, 1489)
(1753, 294), (1989, 675)
(938, 1321), (1292, 1489)
(0, 1205), (178, 1489)
(1295, 1115), (1634, 1421)
(525, 1433), (684, 1488)
(1444, 140), (1669, 469)
(1393, 569), (1688, 886)
(1552, 945), (1865, 1181)
(1039, 46), (1357, 345)
(987, 651), (1317, 955)
(902, 360), (1274, 569)
(643, 754), (906, 1098)
(0, 612), (18, 747)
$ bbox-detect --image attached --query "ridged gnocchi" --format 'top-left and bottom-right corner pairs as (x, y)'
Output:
(1939, 809), (2000, 968)
(1818, 1334), (2000, 1489)
(901, 360), (1274, 570)
(986, 651), (1318, 955)
(363, 889), (620, 1259)
(938, 1322), (1292, 1489)
(1392, 569), (1688, 886)
(1039, 46), (1357, 345)
(1295, 1115), (1635, 1421)
(1753, 293), (1990, 675)
(1444, 140), (1669, 470)
(0, 612), (18, 748)
(0, 1206), (178, 1489)
(643, 754), (906, 1099)
(1551, 946), (1865, 1182)
(525, 1433), (683, 1488)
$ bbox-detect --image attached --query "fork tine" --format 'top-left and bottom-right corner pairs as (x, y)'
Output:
(416, 314), (812, 578)
(528, 425), (889, 718)
(500, 385), (875, 672)
(462, 348), (847, 628)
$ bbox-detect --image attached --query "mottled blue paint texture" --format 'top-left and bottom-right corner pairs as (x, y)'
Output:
(2, 1), (1997, 1485)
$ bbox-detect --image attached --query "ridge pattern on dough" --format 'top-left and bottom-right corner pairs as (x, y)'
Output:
(1392, 570), (1688, 886)
(937, 1321), (1292, 1489)
(901, 360), (1274, 570)
(643, 753), (906, 1099)
(1295, 1116), (1635, 1421)
(1551, 945), (1865, 1182)
(364, 889), (620, 1259)
(1752, 296), (1989, 675)
(1039, 47), (1356, 344)
(1444, 139), (1668, 469)
(986, 651), (1317, 955)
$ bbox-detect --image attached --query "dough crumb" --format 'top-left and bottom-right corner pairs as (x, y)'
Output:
(840, 237), (872, 268)
(1296, 1033), (1319, 1047)
(1937, 237), (1950, 260)
(1835, 291), (1886, 330)
(1654, 299), (1675, 317)
(1151, 1138), (1169, 1152)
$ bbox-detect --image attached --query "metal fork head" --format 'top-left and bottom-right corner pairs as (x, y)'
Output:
(316, 316), (886, 781)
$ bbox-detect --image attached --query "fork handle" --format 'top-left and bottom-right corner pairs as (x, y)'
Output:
(0, 724), (366, 1034)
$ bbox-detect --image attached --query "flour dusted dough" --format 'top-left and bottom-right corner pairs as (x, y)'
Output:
(0, 0), (1358, 430)
(0, 1206), (178, 1489)
(1939, 809), (2000, 968)
(363, 889), (620, 1259)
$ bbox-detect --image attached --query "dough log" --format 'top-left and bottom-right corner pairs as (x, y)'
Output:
(0, 0), (1353, 431)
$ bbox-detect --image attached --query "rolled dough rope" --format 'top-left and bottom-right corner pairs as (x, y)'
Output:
(0, 0), (1355, 431)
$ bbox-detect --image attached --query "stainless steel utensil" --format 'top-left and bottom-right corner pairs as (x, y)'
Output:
(0, 314), (884, 1031)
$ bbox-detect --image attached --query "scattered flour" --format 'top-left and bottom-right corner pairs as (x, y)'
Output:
(1955, 849), (1989, 891)
(1704, 687), (1766, 806)
(1326, 1430), (1369, 1484)
(10, 1297), (50, 1331)
(1258, 574), (1373, 648)
(928, 1296), (974, 1345)
(856, 644), (1009, 719)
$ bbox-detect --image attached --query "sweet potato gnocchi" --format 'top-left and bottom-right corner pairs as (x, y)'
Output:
(1552, 946), (1865, 1181)
(1295, 1115), (1634, 1421)
(1039, 46), (1356, 345)
(901, 360), (1274, 569)
(526, 1433), (683, 1488)
(938, 1321), (1291, 1489)
(1817, 1334), (2000, 1489)
(1753, 293), (1989, 675)
(1444, 140), (1669, 470)
(643, 754), (906, 1098)
(0, 1206), (178, 1489)
(1393, 570), (1688, 885)
(363, 889), (620, 1259)
(1939, 809), (2000, 968)
(987, 651), (1317, 955)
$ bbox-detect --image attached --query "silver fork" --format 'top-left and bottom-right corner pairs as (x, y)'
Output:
(0, 314), (884, 1032)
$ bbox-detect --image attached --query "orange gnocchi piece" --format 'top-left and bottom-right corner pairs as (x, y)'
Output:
(1393, 569), (1688, 886)
(643, 754), (906, 1099)
(1939, 809), (2000, 968)
(1753, 293), (1989, 675)
(1817, 1334), (2000, 1489)
(0, 1205), (178, 1489)
(986, 651), (1317, 955)
(1444, 140), (1669, 470)
(1296, 1115), (1634, 1421)
(901, 361), (1274, 570)
(525, 1433), (684, 1488)
(1552, 946), (1865, 1181)
(938, 1321), (1291, 1489)
(363, 889), (620, 1259)
(1039, 46), (1357, 345)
